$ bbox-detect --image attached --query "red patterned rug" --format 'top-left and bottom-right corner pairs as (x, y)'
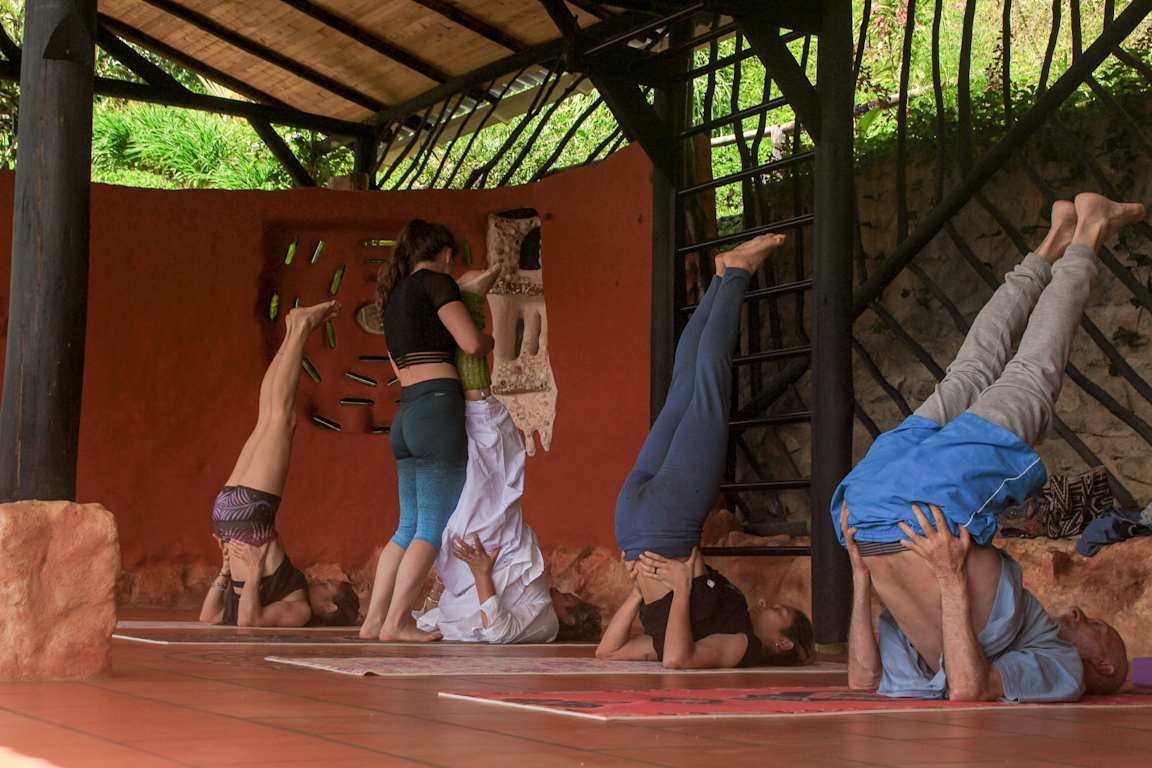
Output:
(438, 686), (1152, 720)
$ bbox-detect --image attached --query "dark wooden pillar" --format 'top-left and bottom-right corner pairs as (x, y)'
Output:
(810, 0), (854, 647)
(0, 0), (98, 501)
(648, 27), (687, 423)
(354, 135), (379, 179)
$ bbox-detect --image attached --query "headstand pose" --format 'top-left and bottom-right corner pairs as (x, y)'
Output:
(415, 268), (599, 643)
(200, 301), (360, 627)
(360, 219), (495, 641)
(837, 194), (1143, 702)
(598, 233), (814, 669)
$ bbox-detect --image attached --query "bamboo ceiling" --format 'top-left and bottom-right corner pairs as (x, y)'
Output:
(98, 0), (617, 123)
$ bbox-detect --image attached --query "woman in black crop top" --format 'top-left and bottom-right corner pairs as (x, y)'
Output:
(596, 235), (814, 669)
(360, 219), (495, 642)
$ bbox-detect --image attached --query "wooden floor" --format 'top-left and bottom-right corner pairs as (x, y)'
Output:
(3, 618), (1151, 767)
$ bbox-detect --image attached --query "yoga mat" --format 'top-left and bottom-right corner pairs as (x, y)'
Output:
(1133, 658), (1152, 688)
(438, 686), (1152, 721)
(265, 656), (847, 677)
(114, 629), (592, 647)
(116, 621), (352, 631)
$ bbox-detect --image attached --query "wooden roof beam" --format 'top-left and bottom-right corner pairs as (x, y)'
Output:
(0, 57), (373, 138)
(139, 0), (387, 112)
(566, 1), (611, 20)
(275, 0), (451, 84)
(98, 14), (287, 107)
(407, 0), (527, 52)
(97, 23), (318, 186)
(373, 9), (652, 125)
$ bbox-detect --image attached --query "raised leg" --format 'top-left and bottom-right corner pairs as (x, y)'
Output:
(225, 301), (338, 494)
(913, 202), (1075, 427)
(642, 235), (785, 529)
(626, 259), (726, 479)
(968, 194), (1145, 443)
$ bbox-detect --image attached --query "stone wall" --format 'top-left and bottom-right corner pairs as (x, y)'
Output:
(738, 97), (1152, 532)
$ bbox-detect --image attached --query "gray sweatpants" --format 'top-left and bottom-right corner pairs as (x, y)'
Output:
(914, 245), (1098, 444)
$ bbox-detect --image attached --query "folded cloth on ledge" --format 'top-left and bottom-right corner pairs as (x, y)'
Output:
(1075, 507), (1152, 557)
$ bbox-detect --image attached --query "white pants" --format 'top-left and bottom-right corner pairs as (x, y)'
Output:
(417, 397), (556, 643)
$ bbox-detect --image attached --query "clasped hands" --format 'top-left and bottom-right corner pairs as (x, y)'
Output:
(622, 548), (700, 595)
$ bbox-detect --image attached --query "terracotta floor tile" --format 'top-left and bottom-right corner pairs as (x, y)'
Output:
(9, 611), (1152, 768)
(231, 760), (427, 768)
(606, 746), (877, 768)
(335, 728), (549, 757)
(130, 734), (381, 766)
(463, 750), (655, 768)
(496, 722), (728, 750)
(250, 713), (433, 735)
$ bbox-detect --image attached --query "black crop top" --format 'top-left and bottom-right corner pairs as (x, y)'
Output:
(383, 270), (463, 369)
(639, 567), (762, 667)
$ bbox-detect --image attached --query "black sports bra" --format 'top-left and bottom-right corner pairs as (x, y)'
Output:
(383, 270), (463, 369)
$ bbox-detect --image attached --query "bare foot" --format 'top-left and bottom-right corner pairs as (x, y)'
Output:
(723, 233), (788, 273)
(358, 617), (382, 640)
(1034, 200), (1077, 264)
(288, 300), (340, 332)
(1072, 193), (1146, 251)
(379, 620), (442, 643)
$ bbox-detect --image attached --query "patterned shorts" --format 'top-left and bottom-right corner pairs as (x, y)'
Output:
(211, 485), (280, 546)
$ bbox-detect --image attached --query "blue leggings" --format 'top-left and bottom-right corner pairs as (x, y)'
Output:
(390, 379), (467, 549)
(615, 268), (750, 560)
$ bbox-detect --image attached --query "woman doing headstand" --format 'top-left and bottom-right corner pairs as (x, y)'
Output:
(597, 233), (814, 669)
(200, 301), (359, 627)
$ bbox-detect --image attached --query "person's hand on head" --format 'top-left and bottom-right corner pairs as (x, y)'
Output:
(228, 540), (269, 572)
(213, 535), (230, 576)
(898, 503), (972, 582)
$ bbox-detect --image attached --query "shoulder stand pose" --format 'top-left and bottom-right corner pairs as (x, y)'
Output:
(837, 194), (1142, 701)
(200, 301), (359, 627)
(360, 220), (495, 641)
(597, 233), (814, 669)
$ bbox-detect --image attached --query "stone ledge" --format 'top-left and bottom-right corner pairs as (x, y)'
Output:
(0, 501), (119, 679)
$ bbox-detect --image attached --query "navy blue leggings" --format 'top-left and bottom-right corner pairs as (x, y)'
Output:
(390, 379), (467, 550)
(615, 268), (750, 560)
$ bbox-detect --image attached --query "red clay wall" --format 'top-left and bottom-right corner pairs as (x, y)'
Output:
(0, 146), (653, 573)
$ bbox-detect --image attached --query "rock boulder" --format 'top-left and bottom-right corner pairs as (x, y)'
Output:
(0, 501), (120, 679)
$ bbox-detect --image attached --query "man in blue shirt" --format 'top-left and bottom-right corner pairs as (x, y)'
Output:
(836, 194), (1141, 702)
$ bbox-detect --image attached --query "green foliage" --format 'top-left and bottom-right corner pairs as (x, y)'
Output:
(0, 0), (1148, 198)
(91, 102), (284, 189)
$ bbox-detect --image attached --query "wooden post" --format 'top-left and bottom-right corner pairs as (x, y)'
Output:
(648, 25), (687, 422)
(0, 0), (97, 501)
(810, 0), (854, 648)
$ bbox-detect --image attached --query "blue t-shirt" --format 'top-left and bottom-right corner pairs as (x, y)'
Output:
(877, 552), (1085, 702)
(831, 413), (1048, 546)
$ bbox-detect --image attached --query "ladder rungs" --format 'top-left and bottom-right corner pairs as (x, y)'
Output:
(678, 152), (815, 197)
(681, 278), (813, 313)
(673, 30), (806, 80)
(729, 411), (813, 429)
(680, 96), (791, 139)
(677, 214), (814, 254)
(732, 345), (812, 366)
